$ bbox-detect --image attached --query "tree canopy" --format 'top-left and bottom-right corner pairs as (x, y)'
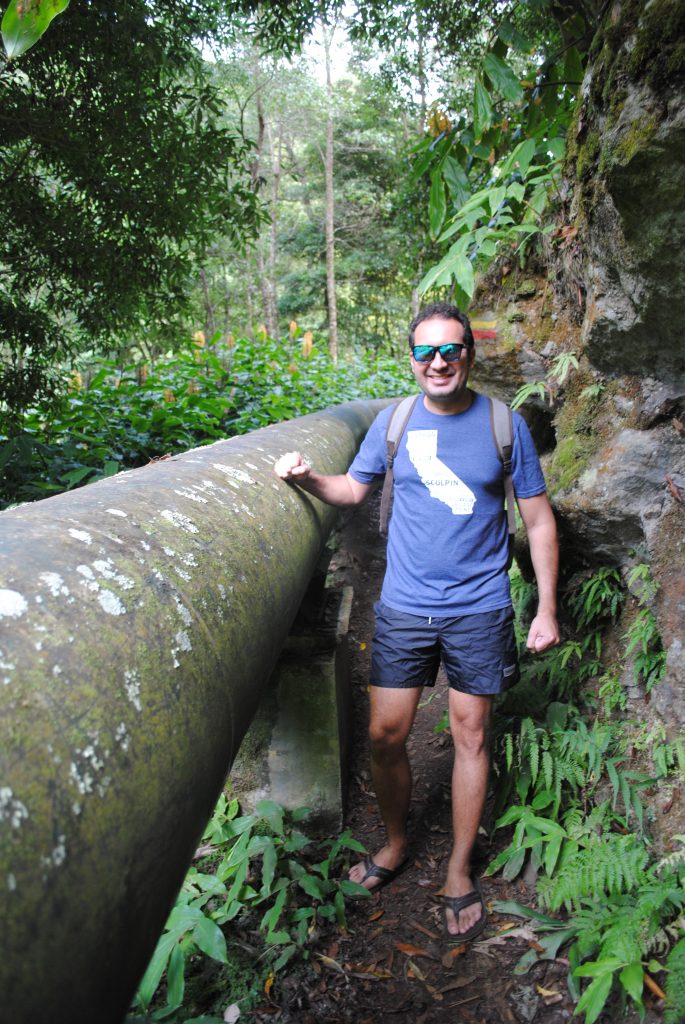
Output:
(0, 1), (260, 417)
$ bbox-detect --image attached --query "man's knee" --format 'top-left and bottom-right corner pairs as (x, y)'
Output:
(451, 718), (489, 756)
(449, 694), (492, 754)
(368, 716), (410, 754)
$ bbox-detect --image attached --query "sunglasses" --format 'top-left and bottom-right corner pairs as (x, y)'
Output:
(411, 342), (466, 363)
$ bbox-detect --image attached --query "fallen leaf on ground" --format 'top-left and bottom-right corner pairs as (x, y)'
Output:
(408, 919), (440, 940)
(441, 944), (467, 967)
(369, 909), (384, 922)
(406, 959), (426, 981)
(473, 925), (538, 953)
(536, 985), (560, 998)
(315, 953), (345, 974)
(396, 942), (430, 957)
(439, 975), (476, 993)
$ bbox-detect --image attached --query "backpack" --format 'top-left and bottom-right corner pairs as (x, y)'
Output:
(378, 393), (516, 566)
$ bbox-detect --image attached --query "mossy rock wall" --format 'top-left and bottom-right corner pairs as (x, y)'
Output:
(571, 0), (685, 386)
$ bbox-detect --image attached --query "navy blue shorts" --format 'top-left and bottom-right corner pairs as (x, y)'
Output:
(370, 601), (520, 695)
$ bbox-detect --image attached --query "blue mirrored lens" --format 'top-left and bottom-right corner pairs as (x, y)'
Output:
(413, 343), (463, 362)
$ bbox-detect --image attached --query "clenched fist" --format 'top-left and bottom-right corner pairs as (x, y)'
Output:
(273, 451), (311, 481)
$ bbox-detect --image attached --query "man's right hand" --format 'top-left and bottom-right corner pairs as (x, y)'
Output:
(274, 451), (311, 481)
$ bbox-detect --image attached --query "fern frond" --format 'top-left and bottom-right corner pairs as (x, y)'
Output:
(540, 835), (649, 912)
(665, 936), (685, 1024)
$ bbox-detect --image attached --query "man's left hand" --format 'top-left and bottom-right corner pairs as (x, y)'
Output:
(526, 611), (560, 653)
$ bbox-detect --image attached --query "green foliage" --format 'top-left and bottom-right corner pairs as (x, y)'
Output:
(665, 937), (685, 1024)
(489, 564), (680, 1022)
(0, 329), (412, 508)
(414, 4), (590, 305)
(1, 0), (69, 58)
(624, 608), (667, 692)
(511, 352), (580, 411)
(133, 795), (369, 1020)
(0, 1), (261, 415)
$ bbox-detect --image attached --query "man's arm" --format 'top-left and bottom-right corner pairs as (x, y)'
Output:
(517, 493), (561, 653)
(274, 451), (373, 507)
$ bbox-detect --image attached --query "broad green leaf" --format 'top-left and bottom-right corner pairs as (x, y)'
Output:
(484, 53), (524, 103)
(442, 156), (470, 207)
(498, 17), (533, 52)
(135, 932), (179, 1009)
(165, 942), (186, 1011)
(490, 899), (559, 925)
(193, 916), (228, 963)
(515, 138), (537, 177)
(260, 886), (287, 934)
(488, 185), (507, 215)
(618, 962), (644, 1005)
(450, 254), (475, 300)
(2, 0), (70, 58)
(339, 878), (372, 898)
(62, 465), (93, 486)
(165, 904), (204, 932)
(417, 258), (453, 295)
(575, 957), (624, 977)
(544, 834), (563, 876)
(502, 846), (526, 881)
(507, 181), (526, 203)
(298, 873), (327, 900)
(261, 837), (277, 894)
(473, 79), (492, 139)
(574, 972), (614, 1024)
(429, 169), (446, 239)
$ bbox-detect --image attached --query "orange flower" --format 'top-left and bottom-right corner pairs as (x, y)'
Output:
(302, 331), (313, 357)
(193, 330), (206, 347)
(163, 388), (175, 403)
(289, 320), (298, 337)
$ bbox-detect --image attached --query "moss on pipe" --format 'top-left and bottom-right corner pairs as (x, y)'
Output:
(0, 399), (391, 1024)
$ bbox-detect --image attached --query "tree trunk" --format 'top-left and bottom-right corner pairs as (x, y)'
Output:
(322, 24), (338, 362)
(251, 72), (279, 339)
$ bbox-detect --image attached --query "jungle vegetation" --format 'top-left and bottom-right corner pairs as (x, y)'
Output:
(1, 2), (683, 1022)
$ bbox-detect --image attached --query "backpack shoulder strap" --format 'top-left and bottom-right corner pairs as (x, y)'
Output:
(379, 395), (420, 536)
(488, 396), (516, 539)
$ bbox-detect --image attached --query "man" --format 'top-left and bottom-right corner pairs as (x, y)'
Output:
(274, 302), (559, 940)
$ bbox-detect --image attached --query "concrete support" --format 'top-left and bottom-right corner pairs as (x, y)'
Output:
(230, 578), (354, 833)
(0, 399), (387, 1024)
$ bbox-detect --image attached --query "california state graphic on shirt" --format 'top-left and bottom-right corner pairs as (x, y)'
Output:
(406, 430), (476, 515)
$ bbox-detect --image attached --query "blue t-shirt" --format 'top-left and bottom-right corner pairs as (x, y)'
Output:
(348, 392), (546, 616)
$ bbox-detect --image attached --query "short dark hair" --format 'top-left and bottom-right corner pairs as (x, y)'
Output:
(408, 302), (474, 349)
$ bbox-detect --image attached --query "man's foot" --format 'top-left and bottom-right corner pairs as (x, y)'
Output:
(443, 874), (487, 940)
(348, 844), (408, 893)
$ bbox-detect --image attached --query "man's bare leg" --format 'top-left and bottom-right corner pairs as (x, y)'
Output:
(349, 686), (422, 889)
(444, 690), (492, 934)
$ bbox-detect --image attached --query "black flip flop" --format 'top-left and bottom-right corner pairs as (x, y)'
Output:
(442, 877), (488, 942)
(353, 854), (409, 894)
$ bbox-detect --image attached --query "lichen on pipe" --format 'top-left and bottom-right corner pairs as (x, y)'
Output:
(0, 398), (389, 1024)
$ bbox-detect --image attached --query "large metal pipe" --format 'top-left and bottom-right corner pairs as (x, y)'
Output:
(0, 399), (388, 1024)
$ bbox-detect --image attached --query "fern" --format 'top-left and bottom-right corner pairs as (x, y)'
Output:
(538, 834), (649, 912)
(665, 936), (685, 1024)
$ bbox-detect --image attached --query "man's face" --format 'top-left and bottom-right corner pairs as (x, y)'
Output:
(409, 316), (475, 411)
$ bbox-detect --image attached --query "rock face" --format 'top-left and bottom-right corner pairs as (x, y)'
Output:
(572, 0), (685, 389)
(563, 0), (685, 727)
(470, 2), (685, 731)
